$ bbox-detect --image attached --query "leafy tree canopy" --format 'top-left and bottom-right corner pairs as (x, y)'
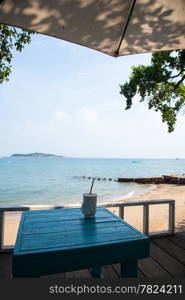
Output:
(120, 50), (185, 132)
(0, 25), (34, 84)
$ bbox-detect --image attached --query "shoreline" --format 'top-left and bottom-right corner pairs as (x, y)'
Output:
(110, 184), (185, 233)
(3, 184), (185, 247)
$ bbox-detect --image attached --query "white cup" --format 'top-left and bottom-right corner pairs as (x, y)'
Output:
(81, 193), (97, 218)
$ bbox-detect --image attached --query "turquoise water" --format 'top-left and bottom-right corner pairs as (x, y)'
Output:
(0, 157), (185, 206)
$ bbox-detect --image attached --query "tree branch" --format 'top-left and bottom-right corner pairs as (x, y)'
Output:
(170, 70), (184, 79)
(174, 74), (185, 91)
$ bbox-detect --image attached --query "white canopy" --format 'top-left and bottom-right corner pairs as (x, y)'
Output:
(0, 0), (185, 57)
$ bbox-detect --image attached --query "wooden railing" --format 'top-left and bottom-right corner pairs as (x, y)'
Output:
(0, 199), (175, 252)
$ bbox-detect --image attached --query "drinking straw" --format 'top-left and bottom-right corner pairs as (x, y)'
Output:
(90, 178), (95, 194)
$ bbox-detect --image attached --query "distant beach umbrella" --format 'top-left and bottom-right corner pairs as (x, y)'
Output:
(0, 0), (185, 57)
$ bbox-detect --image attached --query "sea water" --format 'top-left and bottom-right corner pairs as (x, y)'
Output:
(0, 157), (185, 206)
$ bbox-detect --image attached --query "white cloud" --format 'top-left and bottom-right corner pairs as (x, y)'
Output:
(13, 101), (185, 158)
(76, 108), (99, 125)
(77, 72), (89, 77)
(54, 110), (69, 121)
(25, 120), (34, 127)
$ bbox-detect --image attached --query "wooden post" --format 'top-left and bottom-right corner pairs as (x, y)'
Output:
(0, 212), (4, 250)
(169, 202), (175, 234)
(119, 206), (124, 219)
(143, 204), (149, 236)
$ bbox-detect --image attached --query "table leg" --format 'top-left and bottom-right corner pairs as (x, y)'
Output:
(121, 261), (138, 277)
(90, 266), (103, 278)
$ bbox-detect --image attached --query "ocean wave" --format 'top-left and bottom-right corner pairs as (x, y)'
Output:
(122, 191), (135, 198)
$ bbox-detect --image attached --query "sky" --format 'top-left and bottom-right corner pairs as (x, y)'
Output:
(0, 34), (185, 158)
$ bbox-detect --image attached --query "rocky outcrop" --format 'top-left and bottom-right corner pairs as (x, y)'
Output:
(135, 177), (164, 184)
(163, 175), (185, 184)
(11, 152), (64, 158)
(118, 177), (164, 184)
(80, 175), (185, 185)
(118, 175), (185, 185)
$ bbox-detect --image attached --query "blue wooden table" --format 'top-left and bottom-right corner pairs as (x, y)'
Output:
(13, 207), (149, 277)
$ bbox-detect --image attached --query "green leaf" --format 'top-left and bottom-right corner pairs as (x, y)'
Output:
(0, 25), (35, 84)
(119, 50), (185, 132)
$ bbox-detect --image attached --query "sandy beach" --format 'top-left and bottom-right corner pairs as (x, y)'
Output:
(3, 184), (185, 247)
(110, 184), (185, 234)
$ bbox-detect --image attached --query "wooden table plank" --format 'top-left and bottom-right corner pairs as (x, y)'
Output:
(24, 207), (111, 222)
(22, 221), (137, 236)
(20, 228), (143, 252)
(23, 219), (120, 234)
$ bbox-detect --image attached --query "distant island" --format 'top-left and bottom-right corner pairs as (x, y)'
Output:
(11, 152), (64, 158)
